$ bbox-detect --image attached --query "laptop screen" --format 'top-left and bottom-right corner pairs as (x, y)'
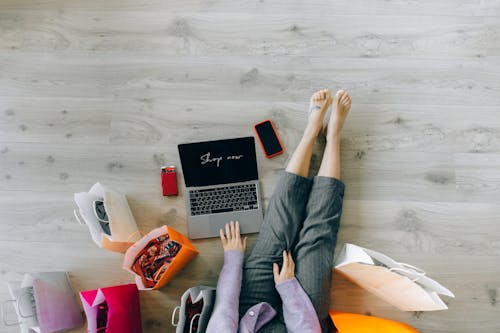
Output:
(178, 137), (259, 187)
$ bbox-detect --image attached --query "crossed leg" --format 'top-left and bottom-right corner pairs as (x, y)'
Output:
(239, 89), (351, 333)
(294, 90), (351, 332)
(239, 90), (332, 319)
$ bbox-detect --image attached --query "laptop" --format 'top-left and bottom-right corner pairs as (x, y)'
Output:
(178, 137), (264, 239)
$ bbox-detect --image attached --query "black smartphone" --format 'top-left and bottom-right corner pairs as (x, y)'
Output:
(254, 119), (284, 158)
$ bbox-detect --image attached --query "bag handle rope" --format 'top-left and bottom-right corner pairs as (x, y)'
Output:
(171, 306), (180, 327)
(1, 295), (36, 327)
(389, 262), (426, 282)
(190, 313), (201, 333)
(126, 230), (146, 243)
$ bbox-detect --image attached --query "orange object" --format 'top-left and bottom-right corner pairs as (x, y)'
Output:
(102, 237), (136, 253)
(123, 226), (199, 290)
(330, 311), (419, 333)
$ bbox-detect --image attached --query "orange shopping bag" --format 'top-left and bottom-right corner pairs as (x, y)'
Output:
(330, 311), (419, 333)
(123, 225), (198, 290)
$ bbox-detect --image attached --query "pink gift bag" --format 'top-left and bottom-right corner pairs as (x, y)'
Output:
(80, 284), (142, 333)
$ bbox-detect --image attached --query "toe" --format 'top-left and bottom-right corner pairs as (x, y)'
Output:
(340, 91), (351, 101)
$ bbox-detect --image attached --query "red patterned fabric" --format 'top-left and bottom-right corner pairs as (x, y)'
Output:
(184, 295), (204, 333)
(131, 235), (181, 288)
(96, 301), (108, 332)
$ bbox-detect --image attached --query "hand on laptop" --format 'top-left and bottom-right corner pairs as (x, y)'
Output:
(219, 221), (247, 253)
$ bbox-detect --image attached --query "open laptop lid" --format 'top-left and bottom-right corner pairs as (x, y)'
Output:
(178, 137), (259, 188)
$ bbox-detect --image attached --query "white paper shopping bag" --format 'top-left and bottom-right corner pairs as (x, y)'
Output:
(334, 243), (455, 311)
(74, 182), (141, 253)
(3, 272), (83, 333)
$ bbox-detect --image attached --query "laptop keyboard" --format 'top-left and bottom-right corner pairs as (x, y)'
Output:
(189, 184), (258, 216)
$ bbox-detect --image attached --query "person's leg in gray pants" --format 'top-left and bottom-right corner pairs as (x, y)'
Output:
(239, 173), (344, 333)
(238, 89), (351, 332)
(294, 176), (345, 332)
(239, 172), (313, 327)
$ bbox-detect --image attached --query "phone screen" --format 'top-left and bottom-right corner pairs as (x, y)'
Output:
(255, 121), (283, 156)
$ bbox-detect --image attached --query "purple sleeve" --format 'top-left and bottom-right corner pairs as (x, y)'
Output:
(276, 278), (322, 333)
(206, 250), (244, 333)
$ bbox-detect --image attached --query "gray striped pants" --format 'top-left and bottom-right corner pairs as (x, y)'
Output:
(239, 172), (345, 333)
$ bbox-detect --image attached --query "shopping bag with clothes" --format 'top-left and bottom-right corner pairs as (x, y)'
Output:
(123, 225), (199, 290)
(2, 272), (83, 333)
(171, 286), (216, 333)
(74, 182), (141, 253)
(80, 284), (142, 333)
(330, 311), (418, 333)
(334, 243), (455, 311)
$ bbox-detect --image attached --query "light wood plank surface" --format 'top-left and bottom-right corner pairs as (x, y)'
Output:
(1, 1), (500, 332)
(0, 0), (499, 17)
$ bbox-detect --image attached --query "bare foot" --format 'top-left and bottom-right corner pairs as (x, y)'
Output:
(307, 89), (332, 136)
(326, 89), (351, 139)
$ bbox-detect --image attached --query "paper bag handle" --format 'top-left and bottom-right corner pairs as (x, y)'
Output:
(2, 300), (20, 326)
(190, 313), (201, 333)
(73, 209), (84, 225)
(126, 230), (146, 243)
(389, 262), (426, 282)
(1, 298), (36, 326)
(171, 306), (180, 327)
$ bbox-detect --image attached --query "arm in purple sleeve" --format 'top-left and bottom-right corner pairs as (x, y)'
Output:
(206, 250), (244, 333)
(276, 278), (322, 333)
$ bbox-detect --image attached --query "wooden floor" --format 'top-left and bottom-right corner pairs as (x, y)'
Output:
(1, 0), (500, 332)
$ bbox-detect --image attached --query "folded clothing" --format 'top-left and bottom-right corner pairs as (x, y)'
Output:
(131, 234), (182, 288)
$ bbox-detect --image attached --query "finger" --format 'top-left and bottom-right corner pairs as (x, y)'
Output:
(219, 229), (227, 248)
(243, 237), (248, 250)
(288, 251), (295, 271)
(235, 221), (241, 239)
(282, 250), (288, 268)
(225, 223), (231, 239)
(273, 263), (279, 279)
(288, 250), (294, 263)
(230, 220), (236, 239)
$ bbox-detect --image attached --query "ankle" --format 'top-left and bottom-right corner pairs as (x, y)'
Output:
(326, 132), (341, 142)
(304, 124), (320, 138)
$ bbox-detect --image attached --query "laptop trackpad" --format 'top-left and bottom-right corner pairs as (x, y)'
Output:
(209, 212), (261, 236)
